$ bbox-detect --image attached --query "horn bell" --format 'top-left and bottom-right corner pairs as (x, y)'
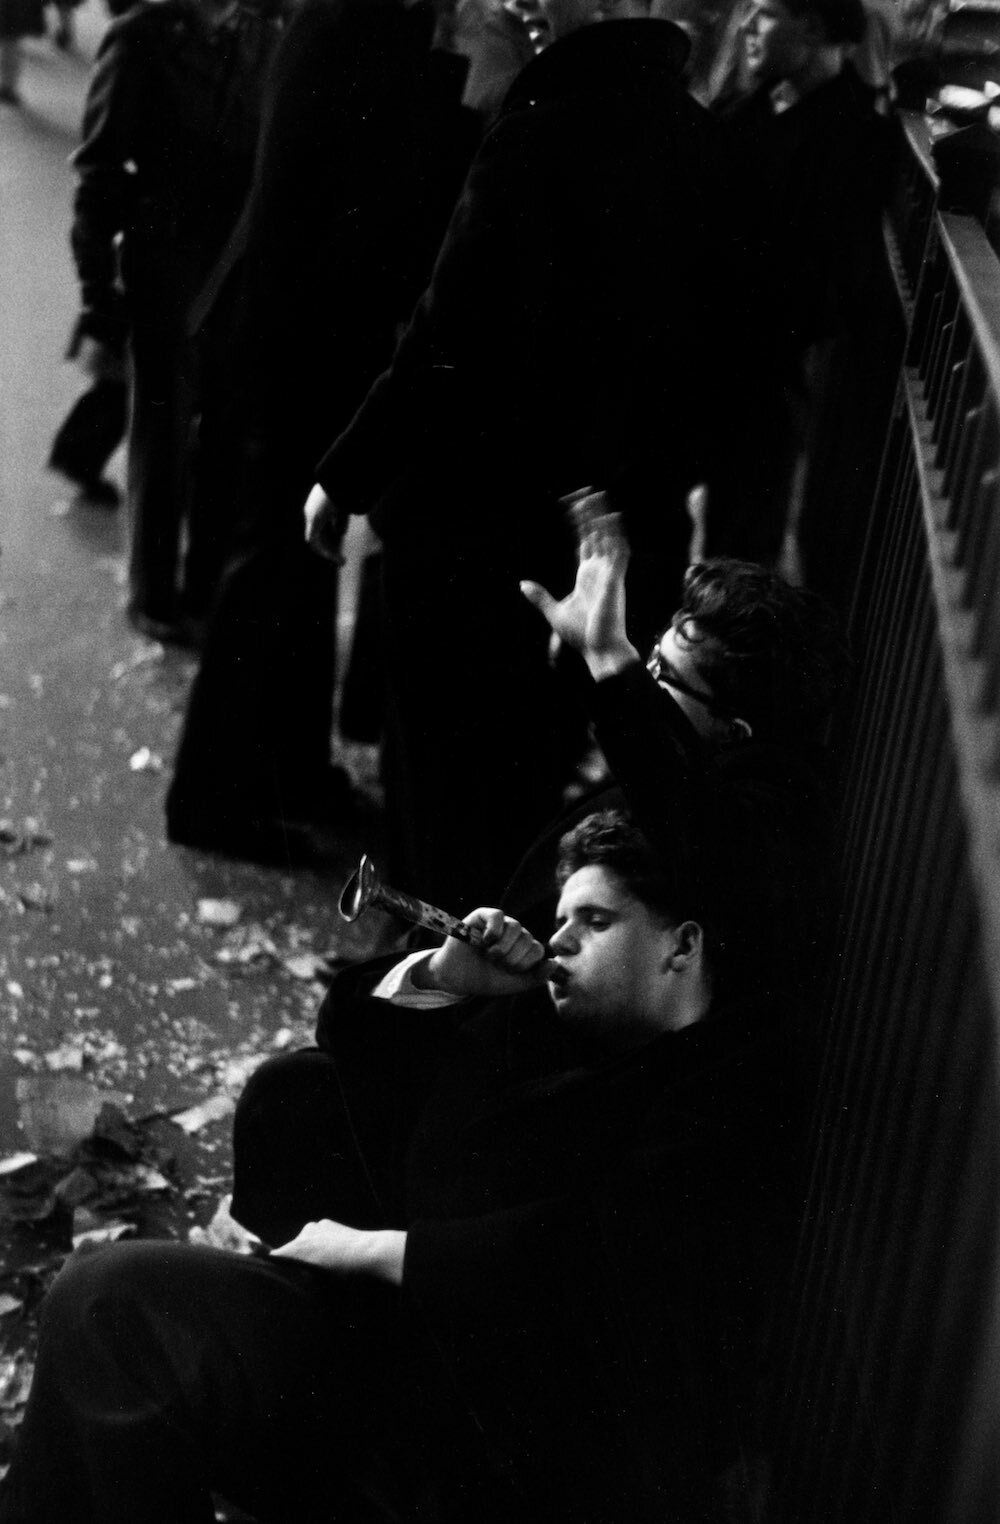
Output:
(338, 852), (379, 923)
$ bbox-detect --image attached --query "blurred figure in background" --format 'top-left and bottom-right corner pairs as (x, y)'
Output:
(0, 0), (43, 105)
(703, 0), (897, 587)
(67, 0), (282, 643)
(48, 338), (127, 511)
(453, 0), (536, 117)
(165, 0), (478, 865)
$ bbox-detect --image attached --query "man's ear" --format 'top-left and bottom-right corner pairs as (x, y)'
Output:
(729, 716), (753, 743)
(664, 920), (703, 971)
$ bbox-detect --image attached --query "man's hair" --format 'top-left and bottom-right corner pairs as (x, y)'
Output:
(671, 558), (850, 742)
(777, 0), (867, 46)
(557, 809), (681, 927)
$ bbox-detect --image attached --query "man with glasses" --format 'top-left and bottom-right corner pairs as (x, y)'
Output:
(516, 521), (848, 1004)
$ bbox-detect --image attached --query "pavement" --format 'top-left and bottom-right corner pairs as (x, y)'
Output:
(0, 5), (392, 1457)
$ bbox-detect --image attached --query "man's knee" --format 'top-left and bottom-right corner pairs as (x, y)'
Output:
(235, 1047), (326, 1126)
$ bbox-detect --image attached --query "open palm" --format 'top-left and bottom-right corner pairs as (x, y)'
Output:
(521, 514), (635, 665)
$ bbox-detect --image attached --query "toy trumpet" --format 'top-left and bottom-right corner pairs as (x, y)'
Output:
(338, 854), (566, 984)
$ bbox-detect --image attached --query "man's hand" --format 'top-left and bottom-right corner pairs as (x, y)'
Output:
(417, 908), (548, 998)
(303, 483), (349, 564)
(270, 1219), (406, 1286)
(520, 513), (639, 681)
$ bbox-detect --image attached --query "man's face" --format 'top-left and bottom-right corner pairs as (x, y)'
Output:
(547, 865), (678, 1043)
(742, 0), (816, 84)
(647, 619), (736, 742)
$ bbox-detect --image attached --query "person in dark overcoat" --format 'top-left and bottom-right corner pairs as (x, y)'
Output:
(68, 0), (280, 640)
(0, 809), (801, 1523)
(305, 3), (738, 913)
(705, 0), (898, 584)
(165, 0), (479, 864)
(0, 0), (43, 105)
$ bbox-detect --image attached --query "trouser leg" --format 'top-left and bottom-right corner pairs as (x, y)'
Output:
(48, 377), (128, 487)
(0, 1241), (402, 1524)
(232, 1014), (456, 1246)
(126, 322), (193, 623)
(165, 535), (338, 847)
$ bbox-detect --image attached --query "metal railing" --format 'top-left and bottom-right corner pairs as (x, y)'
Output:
(774, 126), (1000, 1524)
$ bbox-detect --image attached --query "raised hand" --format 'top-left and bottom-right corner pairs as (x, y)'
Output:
(520, 513), (639, 679)
(303, 483), (349, 565)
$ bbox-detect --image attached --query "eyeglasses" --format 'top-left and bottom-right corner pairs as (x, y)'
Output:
(646, 641), (728, 718)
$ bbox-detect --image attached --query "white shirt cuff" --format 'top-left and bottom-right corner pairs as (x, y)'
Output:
(371, 949), (466, 1008)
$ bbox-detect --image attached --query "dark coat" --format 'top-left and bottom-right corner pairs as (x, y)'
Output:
(229, 0), (479, 503)
(314, 963), (801, 1521)
(165, 0), (477, 848)
(503, 660), (835, 1008)
(720, 65), (895, 371)
(310, 20), (737, 909)
(717, 66), (900, 593)
(316, 17), (733, 545)
(70, 0), (276, 351)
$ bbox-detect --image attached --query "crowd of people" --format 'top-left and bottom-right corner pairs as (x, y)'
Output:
(0, 0), (905, 1516)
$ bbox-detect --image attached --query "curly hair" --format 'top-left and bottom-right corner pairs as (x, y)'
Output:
(556, 809), (679, 920)
(669, 558), (850, 742)
(556, 807), (732, 989)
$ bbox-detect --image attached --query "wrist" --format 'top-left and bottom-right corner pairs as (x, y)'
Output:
(585, 644), (640, 682)
(358, 1228), (407, 1286)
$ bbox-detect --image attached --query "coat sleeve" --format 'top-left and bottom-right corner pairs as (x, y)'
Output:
(402, 1123), (794, 1518)
(69, 18), (145, 352)
(312, 107), (544, 517)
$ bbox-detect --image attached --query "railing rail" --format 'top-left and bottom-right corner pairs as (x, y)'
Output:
(774, 131), (1000, 1524)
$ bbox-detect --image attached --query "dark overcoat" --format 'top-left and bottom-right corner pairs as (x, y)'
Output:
(299, 964), (802, 1521)
(70, 0), (277, 622)
(314, 19), (738, 910)
(166, 0), (477, 851)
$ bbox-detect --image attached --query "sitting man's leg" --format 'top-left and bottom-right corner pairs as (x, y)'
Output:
(232, 1048), (393, 1244)
(232, 1004), (457, 1246)
(0, 1240), (405, 1524)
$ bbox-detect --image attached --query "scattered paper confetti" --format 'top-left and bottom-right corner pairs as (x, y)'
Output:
(171, 1095), (235, 1134)
(72, 1222), (134, 1250)
(187, 1194), (260, 1255)
(129, 747), (164, 773)
(66, 857), (98, 874)
(110, 644), (166, 681)
(15, 1076), (129, 1155)
(0, 1154), (38, 1178)
(197, 899), (242, 928)
(283, 952), (332, 982)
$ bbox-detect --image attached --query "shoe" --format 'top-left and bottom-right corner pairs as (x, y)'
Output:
(49, 459), (121, 509)
(127, 609), (205, 649)
(74, 478), (120, 510)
